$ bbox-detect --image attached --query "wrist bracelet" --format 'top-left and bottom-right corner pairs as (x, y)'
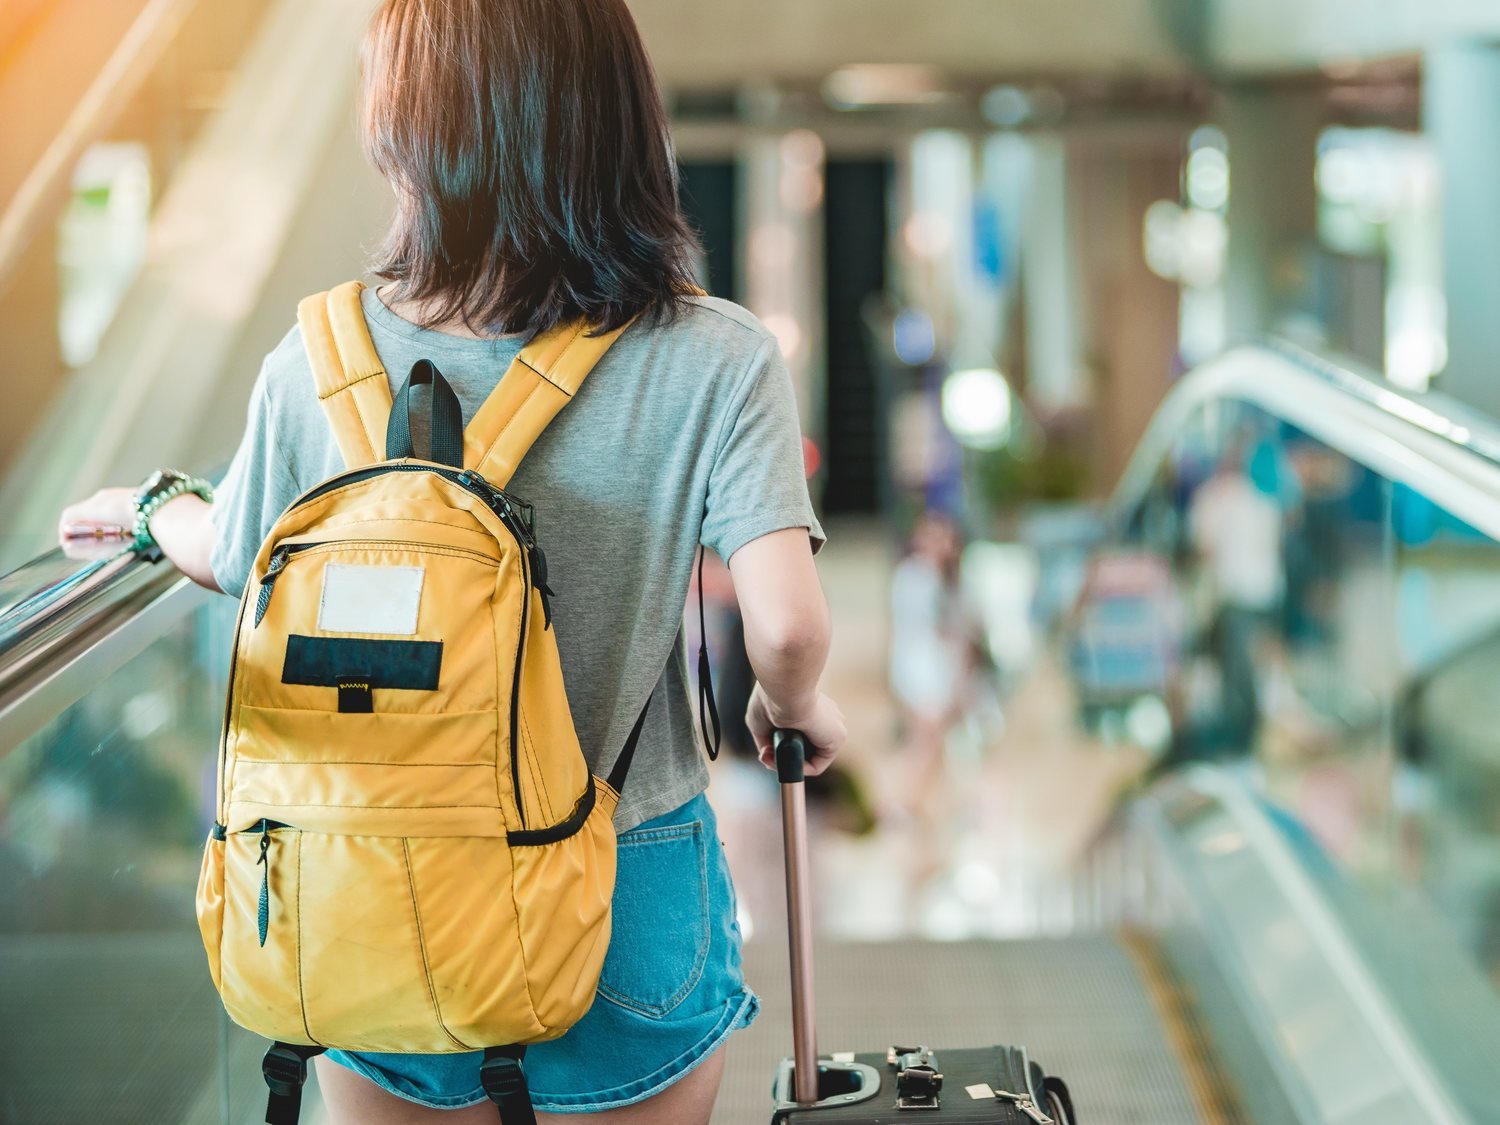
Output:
(132, 475), (215, 552)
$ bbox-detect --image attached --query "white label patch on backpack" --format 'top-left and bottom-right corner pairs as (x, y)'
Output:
(317, 563), (425, 635)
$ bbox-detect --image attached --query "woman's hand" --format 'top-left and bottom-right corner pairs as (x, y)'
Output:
(58, 486), (222, 591)
(58, 487), (135, 543)
(745, 682), (846, 777)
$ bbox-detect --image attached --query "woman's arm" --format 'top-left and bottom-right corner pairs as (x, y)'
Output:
(58, 487), (222, 592)
(729, 527), (846, 775)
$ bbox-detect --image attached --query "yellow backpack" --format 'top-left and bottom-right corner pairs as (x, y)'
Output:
(196, 281), (640, 1125)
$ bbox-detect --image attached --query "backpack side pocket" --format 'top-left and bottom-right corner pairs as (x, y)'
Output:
(196, 832), (227, 992)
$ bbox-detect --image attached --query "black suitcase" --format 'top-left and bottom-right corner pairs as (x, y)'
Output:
(766, 731), (1077, 1125)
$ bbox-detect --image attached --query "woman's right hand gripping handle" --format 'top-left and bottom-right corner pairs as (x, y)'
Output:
(728, 527), (847, 776)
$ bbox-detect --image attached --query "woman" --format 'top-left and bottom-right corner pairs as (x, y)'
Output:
(58, 1), (845, 1121)
(888, 511), (982, 872)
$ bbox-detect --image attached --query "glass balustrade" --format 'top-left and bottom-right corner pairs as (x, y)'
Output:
(1068, 384), (1500, 1116)
(0, 590), (274, 1124)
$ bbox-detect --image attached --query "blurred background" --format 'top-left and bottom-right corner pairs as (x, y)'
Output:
(6, 1), (1500, 1122)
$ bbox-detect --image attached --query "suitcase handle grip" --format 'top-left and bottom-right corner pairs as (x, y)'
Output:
(774, 729), (809, 784)
(773, 727), (820, 1103)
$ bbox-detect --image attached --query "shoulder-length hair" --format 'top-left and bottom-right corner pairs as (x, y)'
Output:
(361, 0), (699, 337)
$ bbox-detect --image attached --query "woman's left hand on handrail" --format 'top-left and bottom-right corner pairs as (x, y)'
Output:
(59, 487), (222, 592)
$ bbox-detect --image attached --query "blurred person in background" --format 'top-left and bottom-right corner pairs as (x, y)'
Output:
(1188, 441), (1285, 753)
(889, 512), (986, 856)
(56, 0), (846, 1121)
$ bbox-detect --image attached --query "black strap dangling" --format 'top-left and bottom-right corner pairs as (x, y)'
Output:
(696, 547), (722, 761)
(609, 545), (722, 795)
(262, 1041), (325, 1125)
(607, 692), (652, 796)
(480, 1045), (537, 1125)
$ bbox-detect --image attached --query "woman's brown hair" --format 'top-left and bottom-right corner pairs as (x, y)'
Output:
(361, 0), (699, 337)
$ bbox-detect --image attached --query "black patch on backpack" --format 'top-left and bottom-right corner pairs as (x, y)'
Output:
(282, 636), (442, 712)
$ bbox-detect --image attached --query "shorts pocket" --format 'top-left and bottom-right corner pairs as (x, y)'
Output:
(597, 821), (708, 1019)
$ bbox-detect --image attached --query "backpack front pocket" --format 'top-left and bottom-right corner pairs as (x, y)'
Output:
(291, 830), (457, 1051)
(216, 822), (537, 1053)
(240, 541), (506, 716)
(219, 821), (310, 1044)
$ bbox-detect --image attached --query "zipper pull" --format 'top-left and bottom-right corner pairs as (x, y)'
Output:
(256, 828), (272, 947)
(460, 472), (534, 544)
(458, 470), (511, 523)
(254, 547), (291, 627)
(514, 498), (536, 541)
(530, 545), (556, 629)
(505, 500), (535, 547)
(995, 1091), (1054, 1124)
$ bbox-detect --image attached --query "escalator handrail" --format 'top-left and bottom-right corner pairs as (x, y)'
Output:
(1110, 341), (1500, 541)
(0, 545), (203, 749)
(1266, 341), (1500, 469)
(0, 545), (143, 645)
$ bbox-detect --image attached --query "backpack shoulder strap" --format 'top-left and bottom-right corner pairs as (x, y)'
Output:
(297, 280), (393, 470)
(463, 319), (631, 488)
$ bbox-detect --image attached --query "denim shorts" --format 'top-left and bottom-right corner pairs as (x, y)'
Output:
(324, 791), (759, 1112)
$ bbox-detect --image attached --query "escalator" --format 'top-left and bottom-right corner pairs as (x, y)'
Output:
(1064, 343), (1500, 1123)
(0, 0), (272, 483)
(0, 0), (390, 569)
(6, 342), (1500, 1123)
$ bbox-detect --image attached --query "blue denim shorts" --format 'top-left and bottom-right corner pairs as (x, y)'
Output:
(324, 792), (758, 1112)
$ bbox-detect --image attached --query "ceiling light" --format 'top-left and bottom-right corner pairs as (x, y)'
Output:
(823, 65), (950, 110)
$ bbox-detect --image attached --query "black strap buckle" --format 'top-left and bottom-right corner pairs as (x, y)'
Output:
(261, 1042), (324, 1125)
(480, 1054), (526, 1101)
(480, 1047), (536, 1125)
(262, 1046), (308, 1094)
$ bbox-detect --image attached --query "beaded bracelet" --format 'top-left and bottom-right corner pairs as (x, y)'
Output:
(132, 476), (215, 552)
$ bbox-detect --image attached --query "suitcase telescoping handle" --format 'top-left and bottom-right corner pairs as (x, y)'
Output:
(774, 729), (820, 1104)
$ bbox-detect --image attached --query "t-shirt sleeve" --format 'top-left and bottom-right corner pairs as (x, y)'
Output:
(701, 337), (826, 562)
(209, 361), (303, 599)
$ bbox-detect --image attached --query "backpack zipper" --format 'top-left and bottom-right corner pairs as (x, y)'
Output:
(457, 467), (537, 827)
(254, 542), (318, 626)
(252, 463), (541, 829)
(510, 536), (531, 827)
(279, 463), (551, 623)
(249, 818), (291, 947)
(290, 462), (536, 543)
(254, 537), (499, 627)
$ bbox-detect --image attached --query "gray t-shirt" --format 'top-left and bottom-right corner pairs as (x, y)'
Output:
(209, 286), (824, 830)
